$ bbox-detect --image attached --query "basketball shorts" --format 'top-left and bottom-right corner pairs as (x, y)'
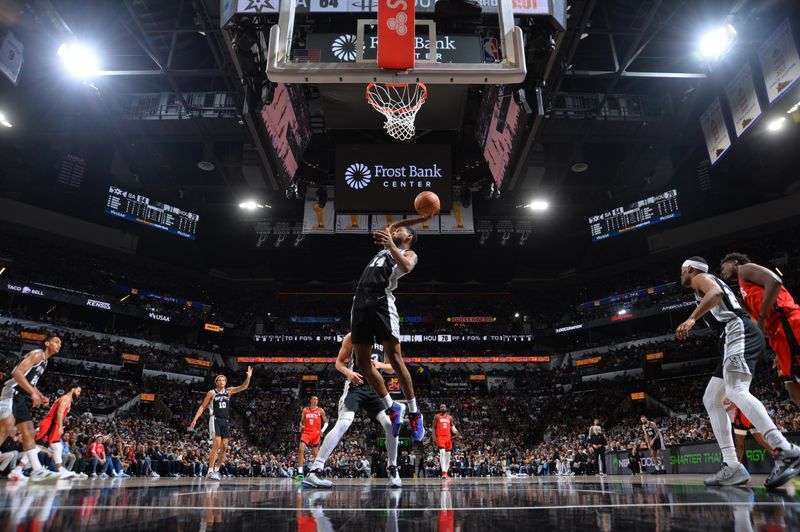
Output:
(36, 420), (61, 445)
(0, 396), (12, 420)
(733, 409), (758, 436)
(209, 417), (231, 439)
(351, 291), (400, 345)
(436, 435), (453, 451)
(340, 384), (385, 419)
(301, 430), (321, 447)
(12, 394), (33, 424)
(713, 318), (764, 379)
(650, 438), (663, 452)
(773, 311), (800, 383)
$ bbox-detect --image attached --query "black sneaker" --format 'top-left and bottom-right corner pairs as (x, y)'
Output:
(387, 465), (402, 488)
(765, 444), (800, 490)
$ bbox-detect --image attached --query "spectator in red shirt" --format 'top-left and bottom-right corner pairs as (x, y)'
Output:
(89, 435), (110, 477)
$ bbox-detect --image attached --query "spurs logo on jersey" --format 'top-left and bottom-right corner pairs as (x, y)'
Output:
(211, 389), (229, 418)
(694, 275), (747, 331)
(357, 248), (413, 293)
(1, 351), (47, 399)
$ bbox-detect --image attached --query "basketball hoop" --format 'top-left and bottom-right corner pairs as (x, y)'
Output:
(366, 82), (428, 141)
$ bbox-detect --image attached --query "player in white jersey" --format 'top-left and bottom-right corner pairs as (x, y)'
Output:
(302, 333), (402, 488)
(0, 335), (62, 482)
(677, 257), (800, 489)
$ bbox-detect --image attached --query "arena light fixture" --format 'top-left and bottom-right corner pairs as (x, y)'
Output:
(0, 267), (5, 276)
(767, 116), (786, 132)
(776, 267), (784, 276)
(239, 200), (271, 210)
(527, 199), (550, 211)
(699, 25), (737, 60)
(514, 312), (520, 318)
(0, 112), (11, 128)
(57, 42), (99, 78)
(618, 309), (629, 315)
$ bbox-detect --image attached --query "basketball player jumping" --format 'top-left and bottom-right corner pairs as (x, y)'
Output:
(351, 216), (432, 442)
(677, 257), (800, 488)
(433, 404), (458, 478)
(303, 333), (402, 488)
(189, 367), (252, 481)
(0, 335), (62, 482)
(296, 396), (328, 480)
(640, 415), (665, 474)
(720, 253), (800, 406)
(35, 386), (83, 479)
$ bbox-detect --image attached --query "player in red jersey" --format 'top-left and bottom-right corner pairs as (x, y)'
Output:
(296, 396), (328, 480)
(721, 253), (800, 406)
(35, 386), (82, 479)
(433, 404), (458, 478)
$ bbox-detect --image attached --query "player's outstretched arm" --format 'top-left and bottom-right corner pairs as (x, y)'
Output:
(229, 366), (253, 395)
(189, 390), (214, 429)
(676, 275), (722, 340)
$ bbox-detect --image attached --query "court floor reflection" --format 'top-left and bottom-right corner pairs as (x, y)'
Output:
(1, 475), (800, 531)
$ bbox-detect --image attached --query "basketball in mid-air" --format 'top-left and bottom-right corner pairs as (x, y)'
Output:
(414, 191), (440, 217)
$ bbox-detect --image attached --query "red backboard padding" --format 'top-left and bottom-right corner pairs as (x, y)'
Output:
(377, 0), (415, 70)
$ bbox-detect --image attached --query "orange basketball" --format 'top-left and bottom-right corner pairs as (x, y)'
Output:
(414, 191), (440, 217)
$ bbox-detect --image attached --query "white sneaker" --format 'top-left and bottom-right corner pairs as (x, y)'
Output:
(100, 473), (108, 479)
(208, 471), (221, 481)
(151, 471), (160, 478)
(59, 470), (76, 480)
(301, 471), (332, 488)
(90, 472), (97, 478)
(387, 466), (402, 488)
(77, 473), (89, 480)
(30, 468), (61, 482)
(8, 468), (28, 481)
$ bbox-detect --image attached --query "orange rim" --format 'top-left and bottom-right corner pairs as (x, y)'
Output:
(366, 82), (428, 116)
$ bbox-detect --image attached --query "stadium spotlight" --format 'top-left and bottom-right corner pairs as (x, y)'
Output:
(0, 113), (11, 128)
(514, 312), (520, 318)
(239, 200), (271, 210)
(767, 116), (786, 132)
(0, 266), (5, 276)
(57, 42), (99, 78)
(617, 309), (629, 315)
(527, 199), (549, 211)
(699, 25), (737, 60)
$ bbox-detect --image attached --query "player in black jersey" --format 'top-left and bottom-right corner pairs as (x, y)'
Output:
(190, 366), (252, 481)
(0, 334), (62, 482)
(640, 416), (665, 474)
(678, 257), (800, 489)
(352, 216), (431, 442)
(303, 333), (402, 488)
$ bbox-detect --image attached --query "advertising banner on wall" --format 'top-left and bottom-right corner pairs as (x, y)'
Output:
(758, 20), (800, 104)
(336, 144), (452, 213)
(724, 63), (762, 137)
(335, 214), (370, 233)
(699, 98), (732, 165)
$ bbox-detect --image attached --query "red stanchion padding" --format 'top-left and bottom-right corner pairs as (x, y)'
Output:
(377, 0), (415, 70)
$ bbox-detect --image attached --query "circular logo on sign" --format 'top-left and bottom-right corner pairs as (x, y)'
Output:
(332, 34), (358, 62)
(345, 163), (371, 190)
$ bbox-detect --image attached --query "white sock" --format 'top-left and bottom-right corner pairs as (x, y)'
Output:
(704, 377), (739, 466)
(407, 398), (418, 414)
(51, 443), (63, 468)
(444, 451), (451, 472)
(381, 394), (393, 409)
(25, 450), (42, 472)
(439, 448), (446, 472)
(378, 412), (398, 467)
(312, 415), (354, 471)
(725, 372), (790, 451)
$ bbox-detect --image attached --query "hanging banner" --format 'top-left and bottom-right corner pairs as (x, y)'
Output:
(758, 20), (800, 104)
(699, 98), (732, 165)
(302, 191), (335, 234)
(415, 214), (441, 234)
(645, 352), (664, 361)
(725, 63), (762, 137)
(0, 32), (23, 85)
(140, 393), (155, 402)
(370, 214), (406, 230)
(630, 392), (646, 400)
(439, 201), (474, 234)
(121, 353), (141, 363)
(335, 214), (370, 233)
(20, 331), (46, 342)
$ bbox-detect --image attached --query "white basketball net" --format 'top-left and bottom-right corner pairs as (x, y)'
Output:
(366, 83), (428, 141)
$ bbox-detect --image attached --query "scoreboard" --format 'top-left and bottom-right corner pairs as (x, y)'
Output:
(105, 186), (199, 240)
(589, 189), (680, 242)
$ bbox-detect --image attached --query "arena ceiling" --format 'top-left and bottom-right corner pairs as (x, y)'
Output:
(0, 0), (798, 285)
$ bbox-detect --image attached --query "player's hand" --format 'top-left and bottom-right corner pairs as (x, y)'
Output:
(676, 318), (696, 340)
(372, 229), (394, 249)
(189, 421), (196, 429)
(348, 371), (364, 385)
(31, 390), (47, 408)
(246, 366), (253, 378)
